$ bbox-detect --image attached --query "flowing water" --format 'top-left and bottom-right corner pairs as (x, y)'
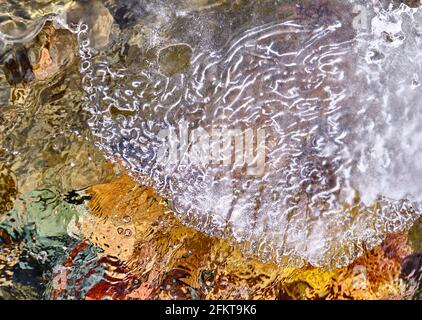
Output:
(0, 0), (422, 299)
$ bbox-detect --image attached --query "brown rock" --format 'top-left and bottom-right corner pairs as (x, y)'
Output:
(27, 22), (76, 81)
(79, 175), (416, 300)
(67, 0), (114, 49)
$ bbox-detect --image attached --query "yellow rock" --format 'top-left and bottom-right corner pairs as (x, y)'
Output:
(82, 175), (414, 300)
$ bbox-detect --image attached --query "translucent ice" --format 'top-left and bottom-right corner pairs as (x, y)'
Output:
(72, 0), (422, 268)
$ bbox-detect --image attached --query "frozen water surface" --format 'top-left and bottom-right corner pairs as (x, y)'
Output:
(71, 0), (422, 268)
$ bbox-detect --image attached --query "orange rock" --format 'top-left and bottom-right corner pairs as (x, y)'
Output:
(28, 22), (76, 81)
(77, 174), (416, 300)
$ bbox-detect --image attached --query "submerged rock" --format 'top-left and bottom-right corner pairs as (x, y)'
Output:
(27, 21), (77, 81)
(401, 253), (422, 282)
(47, 174), (417, 300)
(0, 20), (76, 84)
(0, 0), (421, 274)
(0, 164), (17, 213)
(67, 0), (114, 49)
